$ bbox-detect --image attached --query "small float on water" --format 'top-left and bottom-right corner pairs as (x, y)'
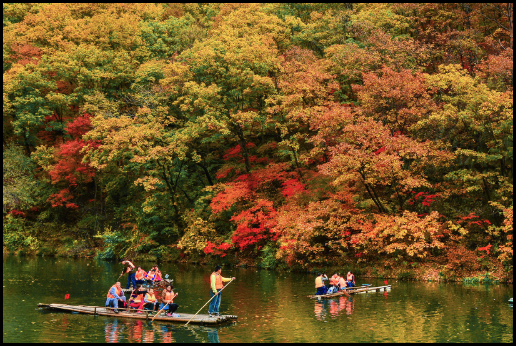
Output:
(37, 303), (237, 325)
(307, 284), (392, 299)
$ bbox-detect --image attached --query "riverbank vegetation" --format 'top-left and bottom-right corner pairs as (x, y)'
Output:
(3, 3), (513, 282)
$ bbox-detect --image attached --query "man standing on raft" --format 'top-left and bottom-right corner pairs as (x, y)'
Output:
(208, 265), (235, 318)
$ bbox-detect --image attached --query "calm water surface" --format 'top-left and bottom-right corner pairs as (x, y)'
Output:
(3, 255), (513, 343)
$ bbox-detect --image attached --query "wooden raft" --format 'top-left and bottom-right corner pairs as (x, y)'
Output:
(37, 303), (237, 325)
(307, 284), (392, 299)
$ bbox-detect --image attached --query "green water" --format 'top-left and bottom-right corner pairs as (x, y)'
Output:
(3, 255), (513, 343)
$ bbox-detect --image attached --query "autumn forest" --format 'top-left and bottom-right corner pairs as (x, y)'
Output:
(3, 3), (513, 281)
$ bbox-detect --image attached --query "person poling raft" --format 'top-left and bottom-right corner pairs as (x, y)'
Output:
(209, 265), (235, 318)
(120, 259), (136, 289)
(315, 273), (329, 295)
(184, 265), (236, 326)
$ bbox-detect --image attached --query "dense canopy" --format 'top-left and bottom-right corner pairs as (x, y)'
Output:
(3, 3), (513, 279)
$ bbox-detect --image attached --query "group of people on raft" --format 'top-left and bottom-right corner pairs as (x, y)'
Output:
(105, 262), (235, 318)
(315, 271), (355, 295)
(120, 260), (164, 289)
(105, 281), (179, 317)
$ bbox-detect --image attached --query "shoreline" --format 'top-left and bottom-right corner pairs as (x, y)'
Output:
(4, 247), (512, 284)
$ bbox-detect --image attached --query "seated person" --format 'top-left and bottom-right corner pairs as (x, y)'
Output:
(105, 281), (126, 313)
(143, 288), (159, 311)
(160, 285), (179, 317)
(145, 269), (156, 285)
(151, 265), (162, 282)
(338, 275), (348, 291)
(128, 284), (146, 313)
(328, 273), (340, 293)
(346, 271), (355, 288)
(134, 266), (147, 286)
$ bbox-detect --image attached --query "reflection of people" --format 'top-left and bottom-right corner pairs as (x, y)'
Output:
(315, 273), (328, 295)
(133, 320), (143, 343)
(160, 325), (174, 343)
(144, 329), (155, 343)
(105, 319), (120, 342)
(345, 297), (355, 315)
(209, 265), (235, 317)
(346, 271), (355, 287)
(207, 327), (220, 343)
(105, 282), (126, 313)
(314, 300), (328, 321)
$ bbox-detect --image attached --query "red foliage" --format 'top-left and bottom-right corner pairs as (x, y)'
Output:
(456, 212), (491, 228)
(374, 146), (386, 155)
(210, 182), (252, 213)
(230, 199), (278, 250)
(281, 178), (305, 197)
(8, 210), (26, 218)
(223, 144), (242, 161)
(65, 113), (93, 138)
(203, 241), (233, 256)
(37, 113), (64, 145)
(477, 243), (492, 255)
(407, 191), (439, 207)
(8, 43), (42, 66)
(47, 188), (74, 208)
(49, 139), (95, 187)
(211, 163), (295, 213)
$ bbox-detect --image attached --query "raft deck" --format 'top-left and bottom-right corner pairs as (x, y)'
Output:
(37, 303), (237, 325)
(307, 284), (392, 299)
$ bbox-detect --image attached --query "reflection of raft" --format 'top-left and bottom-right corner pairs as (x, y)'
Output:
(37, 303), (237, 325)
(307, 285), (392, 299)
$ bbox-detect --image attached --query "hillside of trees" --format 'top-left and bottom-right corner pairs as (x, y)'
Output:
(3, 3), (513, 281)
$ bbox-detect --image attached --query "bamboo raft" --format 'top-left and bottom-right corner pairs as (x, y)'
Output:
(307, 284), (392, 299)
(37, 303), (237, 325)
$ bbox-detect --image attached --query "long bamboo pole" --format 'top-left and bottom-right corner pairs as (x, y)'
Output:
(151, 292), (178, 322)
(184, 278), (234, 326)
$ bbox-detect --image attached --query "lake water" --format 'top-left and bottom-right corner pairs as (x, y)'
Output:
(3, 254), (513, 343)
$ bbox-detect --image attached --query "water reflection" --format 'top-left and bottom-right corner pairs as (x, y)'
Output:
(314, 296), (355, 320)
(101, 319), (221, 343)
(158, 325), (175, 343)
(4, 255), (513, 343)
(104, 319), (121, 343)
